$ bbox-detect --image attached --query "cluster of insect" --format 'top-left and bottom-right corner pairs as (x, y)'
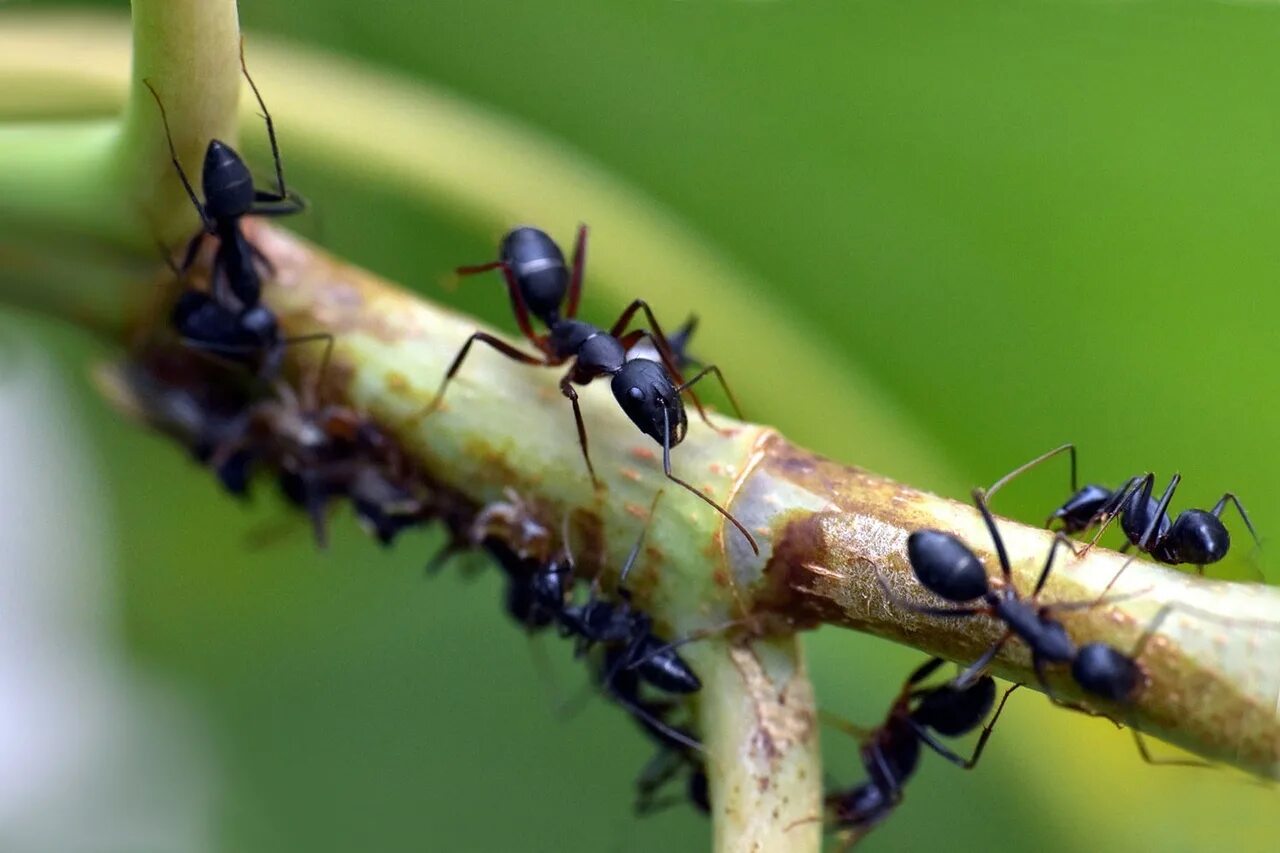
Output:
(118, 48), (1273, 850)
(812, 443), (1265, 847)
(120, 50), (727, 825)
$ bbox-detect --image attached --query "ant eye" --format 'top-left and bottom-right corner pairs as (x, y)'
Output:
(628, 387), (644, 401)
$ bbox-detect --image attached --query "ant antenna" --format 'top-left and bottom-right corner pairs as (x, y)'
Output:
(618, 490), (665, 590)
(142, 79), (213, 233)
(661, 407), (759, 556)
(984, 443), (1078, 503)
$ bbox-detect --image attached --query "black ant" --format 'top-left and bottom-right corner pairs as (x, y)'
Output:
(145, 46), (327, 375)
(465, 492), (571, 631)
(422, 226), (759, 555)
(558, 514), (703, 697)
(796, 657), (1016, 848)
(985, 444), (1262, 574)
(881, 490), (1279, 767)
(879, 489), (1142, 698)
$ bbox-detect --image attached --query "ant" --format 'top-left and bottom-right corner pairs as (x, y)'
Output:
(145, 45), (327, 375)
(794, 657), (1016, 848)
(208, 342), (423, 549)
(985, 444), (1262, 574)
(422, 226), (760, 555)
(880, 490), (1278, 766)
(879, 489), (1143, 699)
(466, 492), (571, 631)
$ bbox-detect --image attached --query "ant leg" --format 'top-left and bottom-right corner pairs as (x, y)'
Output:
(984, 443), (1078, 505)
(905, 656), (947, 687)
(1031, 532), (1078, 598)
(617, 490), (664, 589)
(177, 231), (207, 277)
(872, 569), (986, 619)
(1209, 493), (1263, 548)
(675, 364), (746, 422)
(453, 260), (547, 352)
(952, 633), (1011, 689)
(1136, 473), (1181, 552)
(249, 193), (307, 217)
(558, 374), (600, 489)
(141, 80), (213, 232)
(1130, 727), (1212, 768)
(1042, 555), (1150, 614)
(239, 38), (289, 202)
(623, 618), (744, 674)
(410, 332), (545, 422)
(661, 407), (760, 556)
(971, 489), (1014, 585)
(611, 691), (705, 754)
(817, 709), (875, 740)
(566, 223), (588, 319)
(911, 683), (1022, 769)
(1079, 475), (1148, 555)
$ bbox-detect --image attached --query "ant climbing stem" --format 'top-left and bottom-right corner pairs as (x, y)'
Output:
(986, 444), (1263, 575)
(795, 656), (1020, 847)
(418, 226), (760, 555)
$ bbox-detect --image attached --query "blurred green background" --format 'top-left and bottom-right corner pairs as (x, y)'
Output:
(6, 1), (1280, 850)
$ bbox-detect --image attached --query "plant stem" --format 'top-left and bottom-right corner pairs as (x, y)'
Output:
(250, 221), (1277, 785)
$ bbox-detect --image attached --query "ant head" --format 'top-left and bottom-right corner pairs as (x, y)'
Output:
(1052, 484), (1115, 532)
(611, 359), (687, 448)
(1167, 510), (1230, 565)
(501, 227), (569, 323)
(202, 139), (256, 220)
(1072, 642), (1141, 703)
(911, 676), (996, 736)
(905, 530), (990, 602)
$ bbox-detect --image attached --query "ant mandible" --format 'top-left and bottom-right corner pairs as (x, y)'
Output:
(985, 444), (1262, 574)
(420, 226), (760, 555)
(145, 43), (326, 375)
(797, 657), (1016, 848)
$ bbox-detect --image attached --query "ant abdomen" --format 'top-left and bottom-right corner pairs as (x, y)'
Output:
(1158, 511), (1230, 565)
(1071, 643), (1141, 703)
(501, 227), (569, 323)
(201, 139), (256, 220)
(905, 530), (989, 602)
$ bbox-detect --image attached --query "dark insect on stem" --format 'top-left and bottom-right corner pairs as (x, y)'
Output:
(415, 225), (759, 556)
(790, 657), (1017, 848)
(985, 443), (1262, 575)
(882, 488), (1279, 767)
(144, 42), (325, 377)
